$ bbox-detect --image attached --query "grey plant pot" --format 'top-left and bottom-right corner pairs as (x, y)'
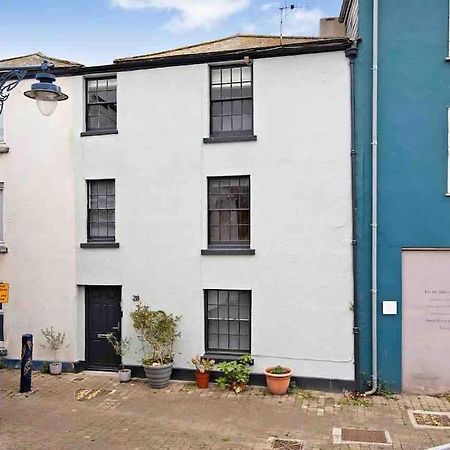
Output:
(118, 369), (131, 383)
(49, 362), (62, 375)
(143, 362), (173, 388)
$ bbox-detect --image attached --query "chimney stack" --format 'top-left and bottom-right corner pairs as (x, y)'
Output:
(320, 17), (345, 37)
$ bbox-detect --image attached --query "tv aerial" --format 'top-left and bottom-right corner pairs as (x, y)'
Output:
(279, 2), (309, 44)
(279, 3), (296, 44)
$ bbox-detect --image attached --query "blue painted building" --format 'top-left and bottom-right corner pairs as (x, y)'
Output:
(340, 0), (450, 392)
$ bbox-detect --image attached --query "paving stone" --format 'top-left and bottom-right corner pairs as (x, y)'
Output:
(1, 369), (450, 449)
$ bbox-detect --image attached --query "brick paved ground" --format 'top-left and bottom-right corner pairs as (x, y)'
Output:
(1, 369), (450, 450)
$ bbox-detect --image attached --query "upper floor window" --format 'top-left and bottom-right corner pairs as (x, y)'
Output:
(86, 77), (117, 132)
(210, 65), (253, 137)
(208, 176), (250, 249)
(87, 179), (115, 242)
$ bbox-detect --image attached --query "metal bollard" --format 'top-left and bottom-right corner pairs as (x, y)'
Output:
(0, 305), (6, 357)
(19, 334), (33, 393)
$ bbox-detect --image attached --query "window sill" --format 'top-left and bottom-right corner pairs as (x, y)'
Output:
(80, 242), (120, 249)
(80, 129), (118, 137)
(201, 248), (255, 255)
(203, 352), (249, 362)
(203, 135), (257, 144)
(0, 144), (9, 153)
(0, 244), (8, 254)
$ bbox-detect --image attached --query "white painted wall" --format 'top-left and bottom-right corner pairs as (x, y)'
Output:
(0, 77), (78, 362)
(1, 50), (354, 381)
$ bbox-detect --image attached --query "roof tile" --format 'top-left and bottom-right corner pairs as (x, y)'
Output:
(114, 34), (340, 63)
(0, 52), (83, 69)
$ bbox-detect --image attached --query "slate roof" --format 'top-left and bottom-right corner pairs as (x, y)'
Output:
(114, 34), (341, 63)
(0, 52), (83, 69)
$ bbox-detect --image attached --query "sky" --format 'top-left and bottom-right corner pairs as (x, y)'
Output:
(0, 0), (343, 66)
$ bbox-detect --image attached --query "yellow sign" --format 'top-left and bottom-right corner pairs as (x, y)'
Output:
(0, 283), (9, 303)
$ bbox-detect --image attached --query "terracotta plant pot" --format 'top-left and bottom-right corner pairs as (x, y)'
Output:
(264, 367), (293, 395)
(195, 370), (210, 389)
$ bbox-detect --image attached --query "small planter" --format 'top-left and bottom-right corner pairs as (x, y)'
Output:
(264, 366), (293, 395)
(49, 362), (62, 375)
(143, 362), (173, 388)
(195, 371), (210, 389)
(118, 369), (131, 383)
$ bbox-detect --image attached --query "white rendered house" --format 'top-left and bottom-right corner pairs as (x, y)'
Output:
(0, 35), (355, 389)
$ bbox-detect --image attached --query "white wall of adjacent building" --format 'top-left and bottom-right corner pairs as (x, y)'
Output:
(0, 50), (354, 381)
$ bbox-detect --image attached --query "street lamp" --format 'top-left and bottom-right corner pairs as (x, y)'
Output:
(0, 60), (68, 116)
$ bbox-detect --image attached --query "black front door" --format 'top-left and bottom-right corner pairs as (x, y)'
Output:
(86, 286), (122, 370)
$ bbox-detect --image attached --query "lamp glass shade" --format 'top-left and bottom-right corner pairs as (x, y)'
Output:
(36, 98), (58, 116)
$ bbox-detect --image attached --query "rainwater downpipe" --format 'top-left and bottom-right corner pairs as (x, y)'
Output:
(448, 0), (450, 58)
(345, 42), (359, 390)
(366, 0), (379, 396)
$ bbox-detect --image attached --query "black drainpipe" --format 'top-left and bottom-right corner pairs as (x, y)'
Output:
(345, 43), (360, 392)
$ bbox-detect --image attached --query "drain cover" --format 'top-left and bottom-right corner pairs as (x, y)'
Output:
(71, 377), (85, 382)
(75, 389), (112, 401)
(408, 410), (450, 429)
(415, 413), (450, 427)
(342, 429), (388, 443)
(269, 437), (303, 449)
(332, 427), (391, 445)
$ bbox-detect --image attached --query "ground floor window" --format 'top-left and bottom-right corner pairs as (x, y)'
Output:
(205, 289), (251, 354)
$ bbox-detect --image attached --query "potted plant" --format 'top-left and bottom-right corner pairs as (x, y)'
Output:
(191, 355), (215, 388)
(131, 299), (181, 389)
(106, 335), (132, 382)
(264, 365), (293, 395)
(41, 327), (66, 375)
(217, 354), (253, 394)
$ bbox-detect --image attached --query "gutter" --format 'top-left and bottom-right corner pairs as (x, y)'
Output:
(366, 0), (379, 396)
(1, 40), (352, 79)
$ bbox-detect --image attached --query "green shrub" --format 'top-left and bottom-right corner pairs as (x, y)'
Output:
(130, 299), (181, 366)
(216, 354), (253, 393)
(268, 365), (289, 375)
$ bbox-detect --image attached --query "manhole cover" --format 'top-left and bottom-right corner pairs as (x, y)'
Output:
(332, 427), (391, 445)
(75, 389), (112, 401)
(408, 410), (450, 429)
(269, 437), (303, 449)
(342, 429), (388, 443)
(71, 377), (85, 382)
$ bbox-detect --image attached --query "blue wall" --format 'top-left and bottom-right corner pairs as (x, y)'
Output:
(355, 0), (450, 391)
